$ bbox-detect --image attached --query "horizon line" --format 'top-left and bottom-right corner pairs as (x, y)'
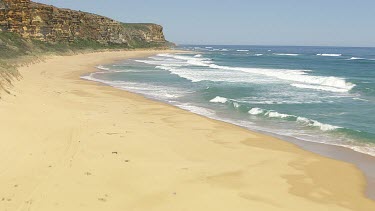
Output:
(177, 43), (375, 48)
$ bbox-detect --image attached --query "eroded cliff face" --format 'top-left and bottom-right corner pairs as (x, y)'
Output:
(0, 0), (167, 47)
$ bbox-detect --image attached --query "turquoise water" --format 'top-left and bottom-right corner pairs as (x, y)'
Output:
(83, 45), (375, 156)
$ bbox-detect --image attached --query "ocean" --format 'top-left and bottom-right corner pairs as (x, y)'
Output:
(82, 45), (375, 157)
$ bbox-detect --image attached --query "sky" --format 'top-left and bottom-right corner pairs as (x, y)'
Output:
(34, 0), (375, 47)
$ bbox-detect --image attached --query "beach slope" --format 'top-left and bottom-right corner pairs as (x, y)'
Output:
(0, 50), (374, 211)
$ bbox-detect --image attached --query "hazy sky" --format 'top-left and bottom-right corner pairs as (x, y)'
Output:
(34, 0), (375, 47)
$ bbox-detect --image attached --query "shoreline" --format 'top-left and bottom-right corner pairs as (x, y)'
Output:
(1, 50), (374, 210)
(86, 51), (375, 200)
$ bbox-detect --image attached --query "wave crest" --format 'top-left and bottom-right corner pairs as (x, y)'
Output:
(148, 54), (355, 93)
(274, 53), (299, 56)
(210, 96), (228, 104)
(248, 108), (264, 115)
(248, 107), (341, 131)
(317, 53), (342, 57)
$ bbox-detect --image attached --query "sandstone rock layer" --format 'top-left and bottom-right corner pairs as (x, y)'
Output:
(0, 0), (167, 47)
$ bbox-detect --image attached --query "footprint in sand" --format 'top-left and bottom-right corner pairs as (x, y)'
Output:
(98, 194), (109, 202)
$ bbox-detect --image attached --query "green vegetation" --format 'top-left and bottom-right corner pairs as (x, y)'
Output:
(128, 38), (167, 49)
(0, 31), (131, 60)
(0, 31), (167, 96)
(122, 23), (153, 31)
(0, 30), (167, 60)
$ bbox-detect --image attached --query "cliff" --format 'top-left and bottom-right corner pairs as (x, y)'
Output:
(0, 0), (168, 47)
(0, 0), (172, 97)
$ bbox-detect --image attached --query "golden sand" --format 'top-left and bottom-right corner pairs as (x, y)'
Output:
(0, 50), (374, 211)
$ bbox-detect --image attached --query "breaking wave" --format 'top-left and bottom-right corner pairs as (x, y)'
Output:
(317, 53), (342, 57)
(208, 97), (341, 132)
(247, 107), (341, 131)
(148, 54), (355, 93)
(85, 52), (375, 157)
(210, 96), (228, 104)
(248, 108), (264, 115)
(290, 83), (351, 93)
(348, 57), (365, 60)
(273, 53), (299, 56)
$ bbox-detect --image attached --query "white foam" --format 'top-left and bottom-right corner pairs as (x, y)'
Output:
(254, 54), (263, 56)
(168, 105), (356, 157)
(265, 111), (292, 118)
(232, 102), (240, 108)
(290, 83), (351, 93)
(212, 65), (356, 93)
(248, 108), (264, 115)
(96, 65), (111, 71)
(135, 59), (186, 67)
(210, 96), (228, 104)
(348, 57), (365, 60)
(311, 121), (340, 131)
(83, 65), (374, 156)
(194, 54), (202, 58)
(297, 117), (341, 131)
(239, 98), (324, 105)
(274, 53), (299, 56)
(247, 106), (341, 132)
(145, 53), (356, 93)
(296, 117), (310, 123)
(81, 73), (189, 100)
(353, 97), (369, 102)
(317, 54), (342, 57)
(237, 50), (249, 52)
(153, 54), (212, 67)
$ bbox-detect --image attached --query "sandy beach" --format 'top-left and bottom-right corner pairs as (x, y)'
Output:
(0, 50), (374, 211)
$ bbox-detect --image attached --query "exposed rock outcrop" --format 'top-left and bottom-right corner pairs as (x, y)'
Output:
(0, 0), (171, 97)
(0, 0), (168, 47)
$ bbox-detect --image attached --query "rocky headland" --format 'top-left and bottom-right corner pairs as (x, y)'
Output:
(0, 0), (171, 96)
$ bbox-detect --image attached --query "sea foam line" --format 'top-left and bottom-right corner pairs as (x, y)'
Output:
(192, 103), (375, 157)
(317, 53), (342, 57)
(82, 71), (375, 157)
(345, 57), (375, 61)
(247, 107), (341, 131)
(144, 53), (356, 93)
(208, 96), (341, 132)
(96, 65), (111, 71)
(81, 73), (189, 100)
(348, 57), (365, 60)
(273, 53), (299, 56)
